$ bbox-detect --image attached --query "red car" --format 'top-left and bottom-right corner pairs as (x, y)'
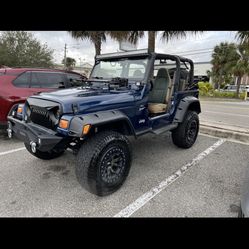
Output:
(0, 68), (87, 128)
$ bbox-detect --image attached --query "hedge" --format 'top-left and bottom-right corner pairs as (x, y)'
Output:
(197, 82), (247, 99)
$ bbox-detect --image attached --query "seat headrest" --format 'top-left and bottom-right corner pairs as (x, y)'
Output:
(156, 68), (169, 79)
(133, 69), (143, 78)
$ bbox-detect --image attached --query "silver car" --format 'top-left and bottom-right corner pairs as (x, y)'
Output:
(223, 84), (248, 92)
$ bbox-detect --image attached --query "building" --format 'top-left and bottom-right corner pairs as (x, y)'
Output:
(193, 61), (212, 82)
(235, 75), (249, 85)
(54, 62), (93, 77)
(73, 62), (93, 77)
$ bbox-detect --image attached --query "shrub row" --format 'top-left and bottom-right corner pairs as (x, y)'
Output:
(197, 82), (246, 99)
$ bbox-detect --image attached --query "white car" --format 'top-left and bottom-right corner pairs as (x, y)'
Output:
(222, 85), (249, 96)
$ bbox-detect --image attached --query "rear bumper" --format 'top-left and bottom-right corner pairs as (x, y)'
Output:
(7, 116), (63, 152)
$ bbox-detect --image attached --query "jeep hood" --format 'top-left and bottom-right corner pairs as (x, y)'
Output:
(28, 87), (135, 114)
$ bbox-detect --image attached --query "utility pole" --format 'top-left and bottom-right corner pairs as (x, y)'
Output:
(64, 43), (67, 69)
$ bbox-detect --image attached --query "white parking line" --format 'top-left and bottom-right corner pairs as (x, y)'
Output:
(200, 133), (249, 145)
(114, 138), (226, 217)
(0, 147), (25, 156)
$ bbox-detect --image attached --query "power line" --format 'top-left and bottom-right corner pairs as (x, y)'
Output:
(179, 51), (213, 56)
(176, 48), (214, 54)
(175, 44), (239, 55)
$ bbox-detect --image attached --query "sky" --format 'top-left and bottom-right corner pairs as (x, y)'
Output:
(5, 31), (239, 66)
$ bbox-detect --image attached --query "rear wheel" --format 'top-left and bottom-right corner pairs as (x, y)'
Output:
(172, 110), (199, 148)
(76, 131), (132, 196)
(24, 142), (65, 160)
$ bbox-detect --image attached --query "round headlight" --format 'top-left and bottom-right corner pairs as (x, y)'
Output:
(26, 104), (31, 117)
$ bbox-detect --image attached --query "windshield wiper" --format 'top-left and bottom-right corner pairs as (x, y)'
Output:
(92, 76), (104, 79)
(111, 77), (127, 80)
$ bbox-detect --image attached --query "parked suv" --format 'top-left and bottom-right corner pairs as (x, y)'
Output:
(0, 68), (87, 127)
(8, 50), (201, 196)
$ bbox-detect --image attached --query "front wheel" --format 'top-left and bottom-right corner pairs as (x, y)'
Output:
(76, 131), (132, 196)
(172, 110), (199, 148)
(24, 142), (65, 160)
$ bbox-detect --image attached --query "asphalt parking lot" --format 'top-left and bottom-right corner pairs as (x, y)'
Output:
(0, 131), (248, 217)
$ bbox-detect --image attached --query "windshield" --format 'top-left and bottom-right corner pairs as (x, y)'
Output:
(90, 58), (148, 80)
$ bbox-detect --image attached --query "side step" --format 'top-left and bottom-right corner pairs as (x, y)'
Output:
(151, 124), (178, 135)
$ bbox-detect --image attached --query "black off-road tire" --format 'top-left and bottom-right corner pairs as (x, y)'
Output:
(172, 110), (199, 148)
(76, 131), (132, 196)
(24, 142), (65, 160)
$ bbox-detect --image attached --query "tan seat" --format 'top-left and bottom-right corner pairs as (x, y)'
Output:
(148, 68), (172, 114)
(148, 103), (167, 113)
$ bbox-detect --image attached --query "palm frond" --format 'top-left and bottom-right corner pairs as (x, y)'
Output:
(127, 31), (145, 44)
(236, 31), (249, 44)
(161, 31), (203, 42)
(107, 31), (131, 42)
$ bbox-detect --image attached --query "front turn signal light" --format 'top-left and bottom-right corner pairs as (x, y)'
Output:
(82, 124), (91, 135)
(59, 119), (69, 129)
(17, 106), (23, 114)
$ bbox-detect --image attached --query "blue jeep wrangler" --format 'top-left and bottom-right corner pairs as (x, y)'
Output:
(7, 50), (201, 196)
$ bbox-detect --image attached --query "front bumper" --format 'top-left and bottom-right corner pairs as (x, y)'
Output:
(7, 116), (63, 152)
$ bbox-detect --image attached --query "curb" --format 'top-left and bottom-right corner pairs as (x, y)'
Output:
(200, 122), (249, 143)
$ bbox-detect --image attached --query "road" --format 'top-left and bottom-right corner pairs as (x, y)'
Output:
(200, 99), (249, 129)
(0, 131), (248, 217)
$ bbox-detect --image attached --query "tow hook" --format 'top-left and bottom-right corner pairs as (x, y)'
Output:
(30, 141), (37, 153)
(7, 122), (12, 139)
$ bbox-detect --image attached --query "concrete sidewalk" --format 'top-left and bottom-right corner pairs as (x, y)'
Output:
(200, 120), (249, 143)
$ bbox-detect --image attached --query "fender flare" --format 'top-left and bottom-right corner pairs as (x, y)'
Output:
(173, 96), (201, 123)
(68, 110), (136, 137)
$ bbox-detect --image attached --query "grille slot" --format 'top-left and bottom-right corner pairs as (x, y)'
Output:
(30, 106), (58, 130)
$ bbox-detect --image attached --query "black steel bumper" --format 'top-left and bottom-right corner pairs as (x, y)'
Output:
(7, 116), (63, 152)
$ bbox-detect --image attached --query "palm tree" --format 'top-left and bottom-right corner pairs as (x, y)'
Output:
(236, 31), (249, 44)
(210, 42), (239, 90)
(124, 31), (203, 53)
(232, 43), (249, 97)
(62, 57), (76, 70)
(68, 31), (131, 56)
(68, 31), (106, 56)
(69, 31), (203, 56)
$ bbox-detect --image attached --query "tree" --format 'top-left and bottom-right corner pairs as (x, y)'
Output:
(68, 31), (203, 56)
(232, 43), (249, 97)
(210, 42), (239, 90)
(0, 31), (54, 67)
(68, 31), (131, 56)
(68, 31), (106, 56)
(62, 57), (76, 70)
(236, 31), (249, 44)
(124, 31), (203, 53)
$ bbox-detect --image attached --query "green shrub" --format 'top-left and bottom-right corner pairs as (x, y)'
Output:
(212, 91), (236, 98)
(198, 82), (214, 96)
(239, 91), (247, 100)
(197, 81), (246, 99)
(211, 91), (246, 99)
